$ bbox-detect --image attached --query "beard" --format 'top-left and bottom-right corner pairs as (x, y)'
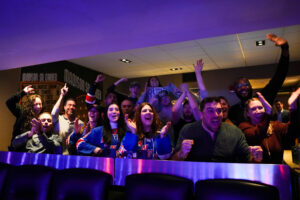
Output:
(184, 113), (194, 121)
(236, 88), (253, 102)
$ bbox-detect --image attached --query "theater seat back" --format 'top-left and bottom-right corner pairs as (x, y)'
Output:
(125, 173), (194, 200)
(0, 163), (10, 197)
(2, 165), (54, 200)
(50, 168), (112, 200)
(195, 179), (280, 200)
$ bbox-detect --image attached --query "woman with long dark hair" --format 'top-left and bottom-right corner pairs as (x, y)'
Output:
(76, 103), (126, 157)
(118, 102), (172, 159)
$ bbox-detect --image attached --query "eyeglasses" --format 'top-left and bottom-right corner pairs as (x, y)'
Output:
(236, 83), (250, 88)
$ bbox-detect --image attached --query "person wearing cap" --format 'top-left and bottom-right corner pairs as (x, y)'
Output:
(67, 104), (102, 155)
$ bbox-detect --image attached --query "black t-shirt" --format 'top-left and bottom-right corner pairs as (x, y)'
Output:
(173, 118), (195, 146)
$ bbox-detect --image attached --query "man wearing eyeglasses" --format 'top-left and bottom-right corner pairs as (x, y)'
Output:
(12, 112), (62, 154)
(228, 34), (289, 126)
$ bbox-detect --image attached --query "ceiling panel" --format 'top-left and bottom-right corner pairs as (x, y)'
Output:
(70, 24), (300, 78)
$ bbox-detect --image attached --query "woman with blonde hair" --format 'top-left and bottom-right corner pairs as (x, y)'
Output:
(239, 91), (299, 163)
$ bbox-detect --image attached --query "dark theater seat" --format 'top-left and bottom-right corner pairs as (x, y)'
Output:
(0, 163), (10, 197)
(2, 165), (54, 200)
(195, 179), (280, 200)
(50, 168), (112, 200)
(125, 173), (194, 200)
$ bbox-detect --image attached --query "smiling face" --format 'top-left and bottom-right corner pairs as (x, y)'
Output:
(64, 100), (76, 117)
(219, 98), (229, 120)
(246, 99), (265, 125)
(149, 77), (159, 87)
(234, 79), (252, 101)
(33, 97), (42, 115)
(88, 107), (100, 122)
(140, 104), (154, 128)
(201, 102), (223, 133)
(107, 104), (120, 123)
(39, 113), (53, 133)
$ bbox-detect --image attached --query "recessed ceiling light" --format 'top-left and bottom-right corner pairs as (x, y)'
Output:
(256, 40), (265, 46)
(119, 58), (132, 63)
(170, 67), (182, 71)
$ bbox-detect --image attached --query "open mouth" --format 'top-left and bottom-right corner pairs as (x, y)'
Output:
(42, 125), (49, 129)
(111, 114), (119, 119)
(144, 115), (152, 121)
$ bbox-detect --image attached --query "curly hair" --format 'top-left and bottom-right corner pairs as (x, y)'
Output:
(22, 94), (43, 131)
(102, 103), (126, 145)
(134, 102), (163, 139)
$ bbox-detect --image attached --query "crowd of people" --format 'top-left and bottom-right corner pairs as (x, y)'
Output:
(6, 33), (300, 164)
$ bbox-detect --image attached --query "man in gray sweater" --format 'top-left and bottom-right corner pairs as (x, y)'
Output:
(12, 112), (62, 154)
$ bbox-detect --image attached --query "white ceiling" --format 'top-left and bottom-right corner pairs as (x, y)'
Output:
(70, 24), (300, 79)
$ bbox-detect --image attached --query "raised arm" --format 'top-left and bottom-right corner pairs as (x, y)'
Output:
(86, 74), (105, 106)
(193, 59), (208, 99)
(51, 83), (68, 122)
(107, 77), (128, 103)
(172, 90), (186, 124)
(287, 87), (300, 140)
(184, 84), (201, 121)
(6, 85), (35, 117)
(12, 117), (40, 149)
(260, 34), (289, 104)
(257, 92), (272, 115)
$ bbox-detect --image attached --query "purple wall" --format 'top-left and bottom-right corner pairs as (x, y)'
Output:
(1, 0), (300, 70)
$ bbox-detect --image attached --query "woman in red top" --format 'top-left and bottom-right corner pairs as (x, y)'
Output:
(239, 90), (299, 163)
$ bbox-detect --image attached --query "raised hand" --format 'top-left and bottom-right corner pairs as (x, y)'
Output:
(266, 33), (287, 46)
(29, 118), (41, 137)
(143, 81), (149, 92)
(193, 59), (204, 73)
(249, 146), (263, 163)
(73, 118), (82, 134)
(180, 83), (189, 93)
(288, 87), (300, 110)
(95, 74), (105, 83)
(179, 139), (194, 159)
(125, 114), (136, 134)
(61, 83), (68, 97)
(257, 92), (272, 115)
(160, 122), (171, 138)
(119, 77), (128, 83)
(23, 85), (35, 94)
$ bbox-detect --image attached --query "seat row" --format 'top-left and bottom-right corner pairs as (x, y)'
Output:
(0, 162), (279, 200)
